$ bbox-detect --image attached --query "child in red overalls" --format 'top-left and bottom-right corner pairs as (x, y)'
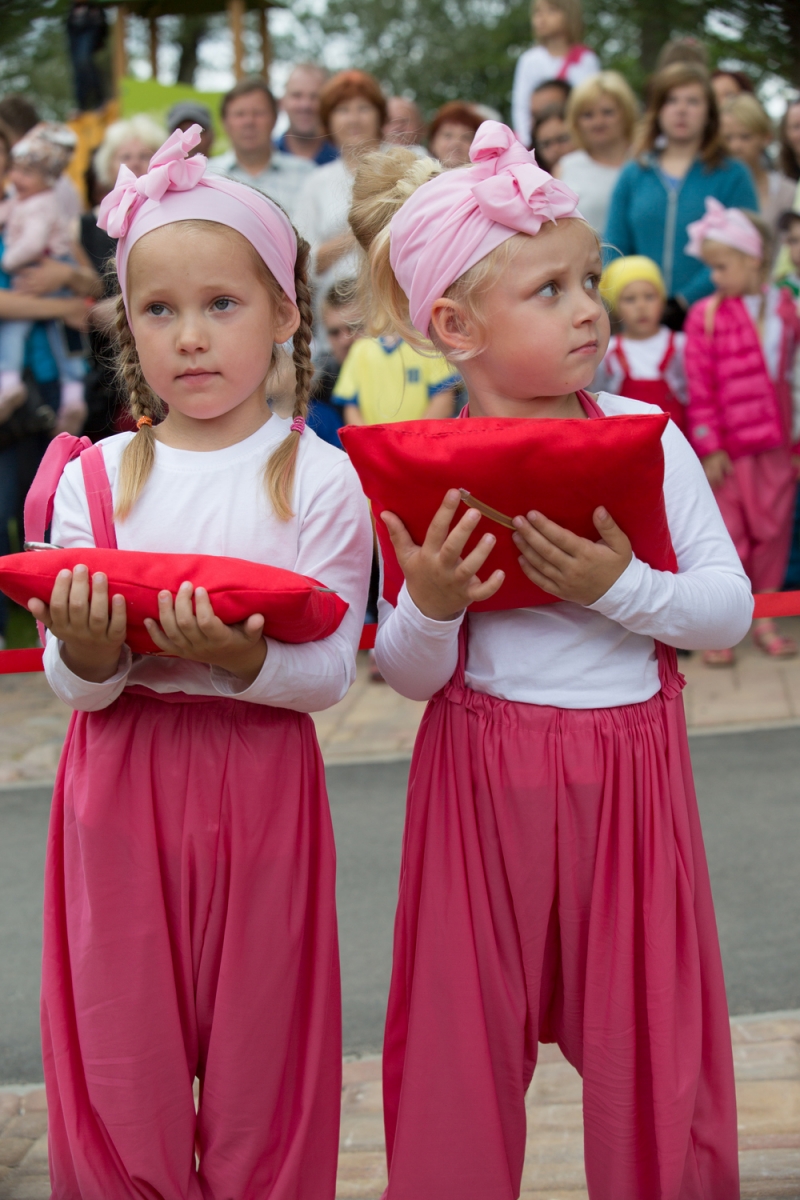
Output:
(594, 255), (687, 432)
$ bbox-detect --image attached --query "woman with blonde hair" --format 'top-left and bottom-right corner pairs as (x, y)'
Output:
(511, 0), (599, 148)
(721, 93), (796, 237)
(93, 114), (166, 190)
(554, 70), (637, 232)
(605, 62), (757, 328)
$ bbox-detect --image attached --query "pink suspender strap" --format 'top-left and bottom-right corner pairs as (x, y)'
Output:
(80, 444), (118, 550)
(555, 44), (588, 80)
(23, 432), (117, 550)
(24, 432), (93, 545)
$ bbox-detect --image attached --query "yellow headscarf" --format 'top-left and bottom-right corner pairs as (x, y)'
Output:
(601, 256), (666, 313)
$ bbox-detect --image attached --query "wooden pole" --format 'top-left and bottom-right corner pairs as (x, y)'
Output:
(149, 16), (158, 81)
(259, 6), (271, 81)
(112, 4), (128, 96)
(227, 0), (246, 82)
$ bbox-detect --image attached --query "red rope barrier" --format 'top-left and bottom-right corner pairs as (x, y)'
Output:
(0, 595), (797, 675)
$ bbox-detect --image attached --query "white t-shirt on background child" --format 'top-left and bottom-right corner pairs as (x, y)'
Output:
(512, 44), (600, 148)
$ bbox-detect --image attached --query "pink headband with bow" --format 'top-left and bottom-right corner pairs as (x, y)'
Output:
(389, 121), (584, 336)
(97, 125), (298, 313)
(685, 196), (763, 262)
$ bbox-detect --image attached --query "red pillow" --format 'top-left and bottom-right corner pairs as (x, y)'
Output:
(0, 548), (348, 654)
(340, 414), (676, 612)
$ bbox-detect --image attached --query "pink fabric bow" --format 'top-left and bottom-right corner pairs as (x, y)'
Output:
(95, 124), (298, 316)
(98, 125), (207, 240)
(685, 196), (763, 261)
(470, 122), (585, 236)
(389, 120), (583, 335)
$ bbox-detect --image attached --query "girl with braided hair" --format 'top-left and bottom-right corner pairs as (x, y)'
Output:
(25, 126), (372, 1199)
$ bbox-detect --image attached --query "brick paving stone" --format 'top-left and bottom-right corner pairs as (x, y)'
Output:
(0, 1010), (798, 1196)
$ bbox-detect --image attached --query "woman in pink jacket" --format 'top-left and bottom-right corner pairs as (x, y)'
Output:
(685, 198), (800, 663)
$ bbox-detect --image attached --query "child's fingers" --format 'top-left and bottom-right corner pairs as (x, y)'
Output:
(513, 523), (570, 574)
(144, 617), (173, 653)
(517, 556), (564, 596)
(438, 507), (483, 567)
(241, 614), (266, 641)
(592, 508), (632, 556)
(67, 565), (91, 627)
(466, 569), (505, 603)
(48, 568), (74, 627)
(514, 537), (563, 582)
(381, 511), (418, 563)
(27, 597), (52, 628)
(193, 587), (225, 638)
(517, 512), (582, 558)
(422, 490), (466, 555)
(156, 590), (188, 646)
(455, 532), (497, 580)
(107, 594), (127, 642)
(87, 573), (111, 635)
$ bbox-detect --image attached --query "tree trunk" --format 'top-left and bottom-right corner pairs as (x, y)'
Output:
(778, 0), (800, 87)
(638, 4), (674, 73)
(175, 16), (209, 87)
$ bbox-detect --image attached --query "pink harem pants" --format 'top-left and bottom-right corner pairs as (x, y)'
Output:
(41, 689), (341, 1200)
(382, 645), (739, 1200)
(713, 446), (796, 592)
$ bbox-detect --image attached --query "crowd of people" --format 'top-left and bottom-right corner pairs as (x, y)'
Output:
(0, 0), (799, 663)
(7, 6), (800, 1200)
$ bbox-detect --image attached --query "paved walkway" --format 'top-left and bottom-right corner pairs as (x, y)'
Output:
(1, 617), (799, 784)
(1, 621), (799, 1196)
(1, 1011), (798, 1199)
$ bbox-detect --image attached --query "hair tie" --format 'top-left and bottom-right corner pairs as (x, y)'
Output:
(137, 416), (153, 429)
(290, 416), (306, 435)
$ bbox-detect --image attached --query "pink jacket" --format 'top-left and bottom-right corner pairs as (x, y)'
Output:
(684, 288), (799, 460)
(1, 189), (74, 273)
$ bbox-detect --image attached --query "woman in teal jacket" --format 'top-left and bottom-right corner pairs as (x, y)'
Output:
(605, 62), (757, 326)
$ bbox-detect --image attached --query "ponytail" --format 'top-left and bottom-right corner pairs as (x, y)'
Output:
(114, 294), (165, 520)
(264, 233), (314, 520)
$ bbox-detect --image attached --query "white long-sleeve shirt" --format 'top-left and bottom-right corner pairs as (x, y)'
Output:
(375, 393), (753, 708)
(45, 415), (373, 713)
(511, 45), (601, 148)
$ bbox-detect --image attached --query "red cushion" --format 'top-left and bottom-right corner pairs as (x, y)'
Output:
(0, 548), (348, 654)
(340, 414), (677, 612)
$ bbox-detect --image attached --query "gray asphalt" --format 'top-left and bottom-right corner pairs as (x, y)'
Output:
(0, 729), (798, 1081)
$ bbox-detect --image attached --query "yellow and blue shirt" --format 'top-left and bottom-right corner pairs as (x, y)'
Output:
(333, 336), (460, 424)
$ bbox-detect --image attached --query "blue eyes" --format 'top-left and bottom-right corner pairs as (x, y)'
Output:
(145, 298), (236, 316)
(536, 275), (601, 299)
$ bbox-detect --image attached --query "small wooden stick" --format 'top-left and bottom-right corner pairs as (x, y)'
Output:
(458, 489), (515, 529)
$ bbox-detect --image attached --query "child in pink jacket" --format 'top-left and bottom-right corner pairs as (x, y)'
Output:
(684, 198), (800, 664)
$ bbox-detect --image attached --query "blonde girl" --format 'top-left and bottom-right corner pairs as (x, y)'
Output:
(554, 69), (637, 232)
(511, 0), (599, 149)
(720, 92), (796, 239)
(349, 122), (751, 1199)
(26, 126), (372, 1199)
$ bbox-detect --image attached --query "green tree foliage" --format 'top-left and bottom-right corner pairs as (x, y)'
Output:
(0, 3), (75, 121)
(294, 0), (800, 119)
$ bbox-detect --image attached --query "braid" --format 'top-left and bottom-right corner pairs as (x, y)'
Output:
(265, 230), (314, 521)
(113, 295), (164, 520)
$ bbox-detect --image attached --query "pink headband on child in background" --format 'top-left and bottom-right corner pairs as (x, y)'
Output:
(97, 125), (298, 314)
(389, 120), (584, 336)
(685, 196), (763, 262)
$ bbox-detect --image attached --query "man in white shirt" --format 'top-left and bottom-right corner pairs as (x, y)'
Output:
(207, 78), (313, 221)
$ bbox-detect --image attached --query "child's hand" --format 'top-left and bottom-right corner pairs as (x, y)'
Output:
(512, 507), (632, 606)
(28, 565), (127, 683)
(702, 450), (733, 488)
(381, 489), (505, 621)
(145, 583), (267, 686)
